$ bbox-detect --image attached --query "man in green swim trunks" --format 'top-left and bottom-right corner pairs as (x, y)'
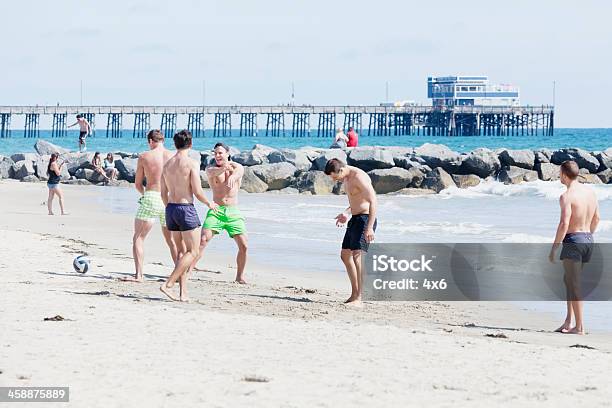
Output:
(190, 142), (248, 283)
(121, 129), (178, 282)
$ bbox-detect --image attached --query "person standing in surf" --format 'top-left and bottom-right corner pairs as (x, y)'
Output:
(549, 160), (600, 335)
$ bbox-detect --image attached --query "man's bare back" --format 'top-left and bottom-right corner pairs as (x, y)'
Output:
(137, 148), (173, 192)
(562, 183), (598, 233)
(162, 154), (200, 204)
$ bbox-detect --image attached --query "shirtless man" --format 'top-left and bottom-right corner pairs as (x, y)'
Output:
(160, 130), (217, 301)
(190, 143), (248, 283)
(121, 129), (178, 282)
(549, 160), (600, 335)
(324, 158), (377, 304)
(68, 114), (92, 152)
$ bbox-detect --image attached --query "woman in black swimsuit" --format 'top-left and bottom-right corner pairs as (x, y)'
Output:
(47, 153), (67, 215)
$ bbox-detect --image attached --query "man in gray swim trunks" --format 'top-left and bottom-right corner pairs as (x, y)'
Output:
(549, 160), (600, 335)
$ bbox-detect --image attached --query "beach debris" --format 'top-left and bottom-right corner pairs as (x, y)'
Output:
(443, 328), (453, 333)
(485, 333), (508, 339)
(0, 369), (3, 374)
(570, 344), (596, 350)
(43, 315), (65, 321)
(576, 386), (597, 392)
(305, 288), (316, 294)
(242, 375), (271, 383)
(463, 322), (476, 327)
(17, 375), (30, 380)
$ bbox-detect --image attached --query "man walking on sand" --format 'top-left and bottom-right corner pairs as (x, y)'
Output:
(325, 158), (377, 304)
(549, 160), (600, 335)
(121, 129), (178, 283)
(160, 130), (218, 302)
(189, 142), (248, 283)
(68, 114), (92, 152)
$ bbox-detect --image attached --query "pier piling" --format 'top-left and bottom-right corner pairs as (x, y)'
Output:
(133, 113), (150, 138)
(0, 113), (11, 138)
(51, 113), (67, 138)
(239, 113), (257, 137)
(188, 113), (205, 138)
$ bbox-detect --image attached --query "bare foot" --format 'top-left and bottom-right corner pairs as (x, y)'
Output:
(235, 278), (247, 284)
(61, 213), (69, 216)
(119, 275), (143, 283)
(344, 296), (362, 307)
(48, 212), (54, 216)
(160, 284), (179, 301)
(554, 322), (571, 333)
(180, 295), (191, 303)
(565, 327), (585, 335)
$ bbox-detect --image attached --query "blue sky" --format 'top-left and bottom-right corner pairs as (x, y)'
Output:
(1, 0), (611, 127)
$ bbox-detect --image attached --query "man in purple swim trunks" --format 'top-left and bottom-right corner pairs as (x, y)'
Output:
(159, 129), (217, 302)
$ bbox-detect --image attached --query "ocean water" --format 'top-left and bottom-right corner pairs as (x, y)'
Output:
(93, 180), (612, 331)
(1, 128), (611, 155)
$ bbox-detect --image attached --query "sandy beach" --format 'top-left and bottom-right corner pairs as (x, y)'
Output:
(1, 179), (612, 407)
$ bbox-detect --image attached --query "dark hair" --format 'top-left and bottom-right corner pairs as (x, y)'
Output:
(213, 142), (230, 153)
(147, 129), (164, 142)
(94, 151), (100, 158)
(348, 126), (354, 131)
(324, 158), (346, 175)
(107, 153), (114, 162)
(560, 160), (579, 180)
(47, 153), (59, 176)
(76, 114), (83, 119)
(174, 129), (192, 150)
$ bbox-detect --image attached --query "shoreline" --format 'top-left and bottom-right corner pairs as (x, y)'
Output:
(2, 181), (612, 406)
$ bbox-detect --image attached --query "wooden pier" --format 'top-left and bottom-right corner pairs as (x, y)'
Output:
(0, 105), (554, 138)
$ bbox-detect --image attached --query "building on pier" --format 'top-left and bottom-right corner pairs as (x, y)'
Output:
(428, 75), (520, 107)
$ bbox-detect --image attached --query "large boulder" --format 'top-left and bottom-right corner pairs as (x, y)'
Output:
(551, 148), (600, 173)
(74, 168), (106, 183)
(249, 162), (297, 190)
(536, 162), (560, 181)
(10, 153), (39, 163)
(368, 167), (414, 194)
(63, 152), (91, 175)
(0, 156), (15, 179)
(579, 174), (603, 185)
(347, 148), (395, 172)
(497, 166), (538, 185)
(597, 168), (612, 184)
(115, 158), (138, 183)
(534, 149), (552, 164)
(414, 143), (463, 173)
(595, 148), (612, 172)
(422, 168), (456, 193)
(240, 167), (268, 193)
(11, 160), (35, 179)
(406, 167), (427, 188)
(294, 171), (335, 195)
(311, 149), (347, 171)
(268, 149), (312, 171)
(460, 148), (501, 178)
(452, 174), (481, 189)
(381, 146), (414, 159)
(232, 144), (277, 166)
(34, 140), (69, 156)
(498, 149), (535, 170)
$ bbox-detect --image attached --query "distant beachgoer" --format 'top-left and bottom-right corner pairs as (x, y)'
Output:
(46, 153), (67, 215)
(68, 114), (92, 152)
(189, 142), (248, 284)
(121, 130), (178, 283)
(92, 152), (110, 182)
(549, 160), (600, 335)
(331, 128), (348, 149)
(346, 127), (358, 148)
(104, 153), (119, 181)
(160, 130), (218, 302)
(324, 158), (377, 305)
